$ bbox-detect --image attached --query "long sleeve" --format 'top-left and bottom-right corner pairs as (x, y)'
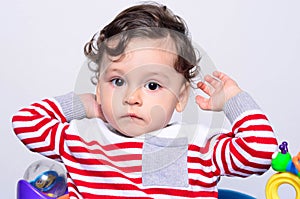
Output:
(12, 92), (86, 161)
(213, 92), (278, 177)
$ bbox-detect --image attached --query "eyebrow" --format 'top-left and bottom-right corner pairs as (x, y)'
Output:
(147, 71), (170, 80)
(104, 67), (124, 75)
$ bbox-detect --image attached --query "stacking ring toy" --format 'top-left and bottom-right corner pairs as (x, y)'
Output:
(266, 141), (300, 199)
(266, 172), (300, 199)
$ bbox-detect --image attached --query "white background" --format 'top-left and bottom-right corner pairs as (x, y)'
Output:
(1, 0), (300, 198)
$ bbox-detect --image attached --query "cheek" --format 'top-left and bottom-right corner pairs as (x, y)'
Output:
(100, 86), (121, 107)
(102, 90), (126, 122)
(99, 90), (116, 119)
(149, 104), (174, 127)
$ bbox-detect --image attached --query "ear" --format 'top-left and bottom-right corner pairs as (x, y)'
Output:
(96, 83), (101, 105)
(175, 82), (190, 112)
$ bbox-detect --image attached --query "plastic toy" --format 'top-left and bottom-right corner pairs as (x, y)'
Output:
(218, 189), (255, 199)
(17, 159), (69, 199)
(265, 141), (300, 199)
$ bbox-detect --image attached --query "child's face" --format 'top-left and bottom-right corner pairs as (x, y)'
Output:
(96, 39), (189, 137)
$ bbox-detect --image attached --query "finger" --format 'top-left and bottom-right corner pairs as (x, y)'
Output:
(204, 74), (222, 88)
(212, 70), (222, 78)
(213, 71), (231, 83)
(195, 95), (211, 110)
(196, 81), (211, 96)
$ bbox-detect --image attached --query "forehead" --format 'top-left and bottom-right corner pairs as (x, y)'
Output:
(102, 37), (178, 73)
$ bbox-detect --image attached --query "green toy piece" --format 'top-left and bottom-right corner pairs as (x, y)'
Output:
(271, 151), (292, 172)
(271, 141), (300, 177)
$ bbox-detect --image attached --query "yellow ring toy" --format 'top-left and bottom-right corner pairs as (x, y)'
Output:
(266, 172), (300, 199)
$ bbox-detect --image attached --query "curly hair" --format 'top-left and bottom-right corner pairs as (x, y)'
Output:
(84, 2), (200, 85)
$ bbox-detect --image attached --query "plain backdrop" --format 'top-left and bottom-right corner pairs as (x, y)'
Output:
(1, 0), (300, 198)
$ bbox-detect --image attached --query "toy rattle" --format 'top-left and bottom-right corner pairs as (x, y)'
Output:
(265, 141), (300, 199)
(17, 159), (69, 199)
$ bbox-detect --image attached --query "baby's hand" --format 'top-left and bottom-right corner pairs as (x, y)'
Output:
(195, 71), (242, 111)
(79, 93), (106, 121)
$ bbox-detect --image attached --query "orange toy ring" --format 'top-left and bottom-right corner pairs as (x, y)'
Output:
(292, 152), (300, 172)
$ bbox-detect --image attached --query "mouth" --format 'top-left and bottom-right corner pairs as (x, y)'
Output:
(122, 113), (143, 120)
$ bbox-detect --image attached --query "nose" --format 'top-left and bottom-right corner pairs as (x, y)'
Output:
(124, 87), (142, 106)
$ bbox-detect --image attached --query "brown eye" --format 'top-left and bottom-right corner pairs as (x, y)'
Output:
(145, 82), (161, 90)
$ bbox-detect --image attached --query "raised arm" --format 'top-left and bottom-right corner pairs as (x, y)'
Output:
(12, 92), (86, 161)
(196, 71), (278, 176)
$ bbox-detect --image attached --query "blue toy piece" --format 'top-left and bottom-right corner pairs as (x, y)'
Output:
(218, 189), (256, 199)
(29, 170), (66, 196)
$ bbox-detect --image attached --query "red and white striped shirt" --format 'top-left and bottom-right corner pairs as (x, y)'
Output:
(12, 92), (278, 198)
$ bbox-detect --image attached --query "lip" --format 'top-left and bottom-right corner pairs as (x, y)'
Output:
(122, 113), (143, 120)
